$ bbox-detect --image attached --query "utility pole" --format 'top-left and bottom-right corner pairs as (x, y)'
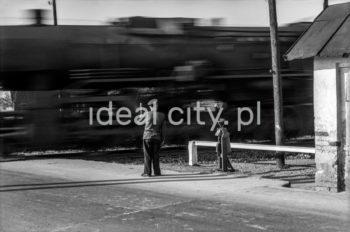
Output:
(324, 0), (329, 10)
(268, 0), (285, 169)
(51, 0), (58, 26)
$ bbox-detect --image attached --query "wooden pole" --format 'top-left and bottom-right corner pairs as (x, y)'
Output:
(52, 0), (58, 26)
(345, 71), (350, 192)
(323, 0), (329, 10)
(268, 0), (285, 168)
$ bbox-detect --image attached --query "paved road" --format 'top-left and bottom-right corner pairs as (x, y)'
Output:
(0, 169), (348, 232)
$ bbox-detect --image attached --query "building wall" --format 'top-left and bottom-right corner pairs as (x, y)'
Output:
(314, 57), (350, 192)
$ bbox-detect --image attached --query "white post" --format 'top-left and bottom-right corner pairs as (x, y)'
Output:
(188, 141), (198, 166)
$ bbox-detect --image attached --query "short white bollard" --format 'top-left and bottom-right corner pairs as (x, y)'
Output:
(188, 141), (198, 166)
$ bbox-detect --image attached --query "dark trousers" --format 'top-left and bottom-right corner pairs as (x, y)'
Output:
(143, 139), (161, 175)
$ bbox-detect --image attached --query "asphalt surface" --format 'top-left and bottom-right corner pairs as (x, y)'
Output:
(0, 168), (349, 232)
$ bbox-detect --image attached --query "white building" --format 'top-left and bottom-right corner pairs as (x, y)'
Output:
(285, 2), (350, 192)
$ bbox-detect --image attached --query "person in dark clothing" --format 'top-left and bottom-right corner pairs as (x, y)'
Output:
(141, 99), (166, 177)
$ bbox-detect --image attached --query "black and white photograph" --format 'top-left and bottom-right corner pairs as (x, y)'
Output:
(0, 0), (349, 231)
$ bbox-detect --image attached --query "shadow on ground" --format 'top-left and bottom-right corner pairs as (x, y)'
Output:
(0, 172), (249, 192)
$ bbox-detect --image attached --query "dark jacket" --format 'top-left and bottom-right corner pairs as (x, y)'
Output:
(143, 111), (166, 141)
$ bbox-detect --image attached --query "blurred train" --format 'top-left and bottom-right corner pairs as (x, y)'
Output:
(0, 14), (314, 153)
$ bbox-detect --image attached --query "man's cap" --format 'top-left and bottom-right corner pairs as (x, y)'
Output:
(147, 98), (158, 106)
(219, 118), (225, 123)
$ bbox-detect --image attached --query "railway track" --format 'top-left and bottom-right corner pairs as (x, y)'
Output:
(13, 138), (314, 162)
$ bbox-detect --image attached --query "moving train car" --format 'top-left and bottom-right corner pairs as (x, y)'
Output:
(0, 16), (312, 90)
(0, 15), (314, 152)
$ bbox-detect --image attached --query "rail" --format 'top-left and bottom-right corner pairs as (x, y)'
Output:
(188, 140), (315, 166)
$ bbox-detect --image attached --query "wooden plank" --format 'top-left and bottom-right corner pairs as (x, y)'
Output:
(285, 2), (350, 60)
(320, 17), (350, 57)
(285, 19), (344, 60)
(193, 141), (316, 154)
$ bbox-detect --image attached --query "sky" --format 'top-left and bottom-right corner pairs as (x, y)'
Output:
(1, 0), (350, 26)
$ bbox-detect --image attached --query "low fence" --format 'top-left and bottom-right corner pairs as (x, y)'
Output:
(188, 140), (316, 166)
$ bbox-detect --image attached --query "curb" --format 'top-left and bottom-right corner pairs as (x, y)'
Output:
(0, 157), (26, 162)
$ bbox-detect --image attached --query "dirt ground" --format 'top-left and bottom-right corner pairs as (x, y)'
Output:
(12, 147), (315, 190)
(160, 149), (316, 190)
